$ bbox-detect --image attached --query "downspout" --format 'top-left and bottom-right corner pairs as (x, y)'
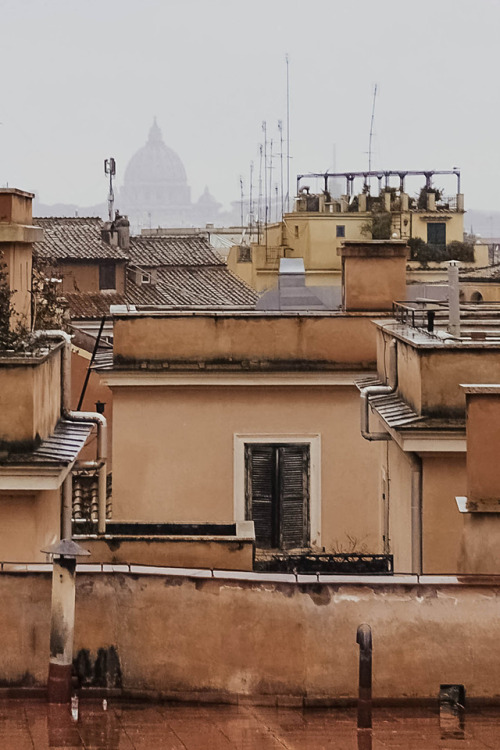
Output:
(360, 338), (397, 441)
(407, 452), (423, 576)
(32, 330), (108, 536)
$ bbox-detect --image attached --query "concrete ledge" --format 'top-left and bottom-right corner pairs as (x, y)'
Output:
(2, 563), (500, 586)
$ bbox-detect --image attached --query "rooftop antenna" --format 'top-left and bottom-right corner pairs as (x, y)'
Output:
(104, 157), (116, 221)
(278, 120), (284, 218)
(258, 144), (263, 244)
(249, 160), (254, 236)
(367, 84), (378, 190)
(239, 176), (244, 227)
(285, 53), (291, 212)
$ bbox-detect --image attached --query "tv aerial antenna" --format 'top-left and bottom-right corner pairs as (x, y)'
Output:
(104, 157), (116, 221)
(367, 84), (378, 189)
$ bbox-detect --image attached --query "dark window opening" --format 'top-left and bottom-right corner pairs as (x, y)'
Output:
(336, 225), (345, 238)
(99, 263), (116, 290)
(427, 222), (446, 249)
(245, 443), (310, 549)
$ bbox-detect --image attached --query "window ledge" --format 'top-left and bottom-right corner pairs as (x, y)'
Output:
(456, 496), (500, 513)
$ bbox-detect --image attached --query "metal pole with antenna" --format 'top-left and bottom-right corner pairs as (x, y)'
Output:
(269, 138), (274, 223)
(286, 54), (290, 212)
(368, 85), (377, 192)
(104, 158), (116, 221)
(258, 145), (263, 244)
(240, 176), (244, 228)
(278, 120), (284, 218)
(249, 161), (254, 237)
(262, 122), (268, 256)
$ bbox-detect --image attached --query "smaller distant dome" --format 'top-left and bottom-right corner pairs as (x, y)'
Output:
(123, 119), (188, 187)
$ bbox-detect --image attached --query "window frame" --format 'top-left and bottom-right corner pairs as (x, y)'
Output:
(99, 262), (117, 291)
(233, 433), (321, 548)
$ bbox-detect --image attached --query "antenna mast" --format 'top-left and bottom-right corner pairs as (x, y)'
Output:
(368, 84), (378, 188)
(285, 54), (290, 212)
(278, 120), (284, 218)
(104, 158), (116, 221)
(239, 176), (244, 227)
(249, 161), (254, 236)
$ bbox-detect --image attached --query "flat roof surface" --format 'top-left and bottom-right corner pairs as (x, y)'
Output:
(1, 700), (499, 748)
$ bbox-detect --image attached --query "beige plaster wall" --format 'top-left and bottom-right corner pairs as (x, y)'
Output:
(71, 348), (113, 469)
(0, 489), (60, 562)
(60, 263), (125, 294)
(343, 256), (406, 311)
(111, 385), (382, 554)
(81, 537), (253, 570)
(0, 349), (61, 444)
(3, 243), (32, 323)
(386, 441), (413, 574)
(113, 314), (377, 368)
(2, 572), (500, 699)
(466, 394), (500, 505)
(421, 350), (500, 416)
(422, 454), (466, 574)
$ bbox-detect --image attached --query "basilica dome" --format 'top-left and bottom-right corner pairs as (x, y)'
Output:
(123, 119), (188, 188)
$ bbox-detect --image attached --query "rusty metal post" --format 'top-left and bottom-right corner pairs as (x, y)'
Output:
(42, 540), (90, 703)
(356, 624), (372, 750)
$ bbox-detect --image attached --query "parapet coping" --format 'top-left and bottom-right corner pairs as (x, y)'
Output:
(0, 563), (497, 585)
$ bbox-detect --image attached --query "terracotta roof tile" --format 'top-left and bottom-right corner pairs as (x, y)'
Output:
(128, 235), (224, 267)
(34, 217), (129, 261)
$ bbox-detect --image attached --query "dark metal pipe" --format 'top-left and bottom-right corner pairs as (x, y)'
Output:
(356, 624), (372, 730)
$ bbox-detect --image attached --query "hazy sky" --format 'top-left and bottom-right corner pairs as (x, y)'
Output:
(1, 0), (499, 212)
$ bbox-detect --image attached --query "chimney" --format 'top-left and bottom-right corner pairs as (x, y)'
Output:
(339, 240), (408, 312)
(0, 188), (43, 329)
(447, 260), (460, 337)
(114, 213), (130, 250)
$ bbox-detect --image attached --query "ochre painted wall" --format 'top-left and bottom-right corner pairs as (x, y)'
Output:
(110, 385), (382, 554)
(2, 572), (500, 700)
(0, 489), (60, 562)
(0, 348), (61, 444)
(113, 314), (378, 368)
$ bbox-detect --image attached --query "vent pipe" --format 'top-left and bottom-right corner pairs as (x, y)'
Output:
(448, 260), (460, 338)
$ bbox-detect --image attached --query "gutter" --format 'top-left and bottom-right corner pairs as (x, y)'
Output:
(360, 338), (397, 441)
(359, 337), (423, 575)
(32, 330), (108, 536)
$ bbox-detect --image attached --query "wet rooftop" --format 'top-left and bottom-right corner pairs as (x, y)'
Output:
(2, 699), (500, 749)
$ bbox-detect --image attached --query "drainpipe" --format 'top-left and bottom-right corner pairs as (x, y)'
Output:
(407, 452), (423, 576)
(360, 338), (397, 441)
(33, 330), (108, 535)
(448, 260), (461, 338)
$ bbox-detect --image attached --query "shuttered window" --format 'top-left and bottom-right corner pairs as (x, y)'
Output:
(427, 222), (446, 249)
(245, 444), (310, 549)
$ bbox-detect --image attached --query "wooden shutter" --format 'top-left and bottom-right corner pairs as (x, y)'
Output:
(279, 445), (309, 549)
(245, 445), (276, 548)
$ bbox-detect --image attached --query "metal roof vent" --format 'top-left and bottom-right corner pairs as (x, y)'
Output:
(256, 257), (340, 311)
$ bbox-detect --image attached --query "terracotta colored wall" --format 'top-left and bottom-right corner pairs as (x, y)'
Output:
(113, 314), (377, 368)
(0, 349), (61, 444)
(2, 572), (500, 699)
(110, 385), (382, 554)
(466, 394), (500, 506)
(0, 489), (60, 562)
(343, 256), (406, 311)
(386, 441), (413, 573)
(70, 349), (113, 469)
(422, 350), (500, 416)
(422, 454), (466, 573)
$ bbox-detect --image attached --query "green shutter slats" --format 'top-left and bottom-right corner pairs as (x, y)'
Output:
(246, 445), (275, 548)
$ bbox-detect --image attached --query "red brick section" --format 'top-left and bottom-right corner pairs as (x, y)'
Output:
(0, 700), (499, 748)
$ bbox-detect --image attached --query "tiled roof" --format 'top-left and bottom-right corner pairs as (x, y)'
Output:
(63, 291), (129, 319)
(34, 217), (129, 261)
(128, 266), (258, 307)
(460, 263), (500, 281)
(128, 235), (225, 267)
(2, 420), (92, 465)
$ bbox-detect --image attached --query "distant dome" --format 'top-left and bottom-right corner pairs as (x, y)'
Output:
(123, 119), (188, 187)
